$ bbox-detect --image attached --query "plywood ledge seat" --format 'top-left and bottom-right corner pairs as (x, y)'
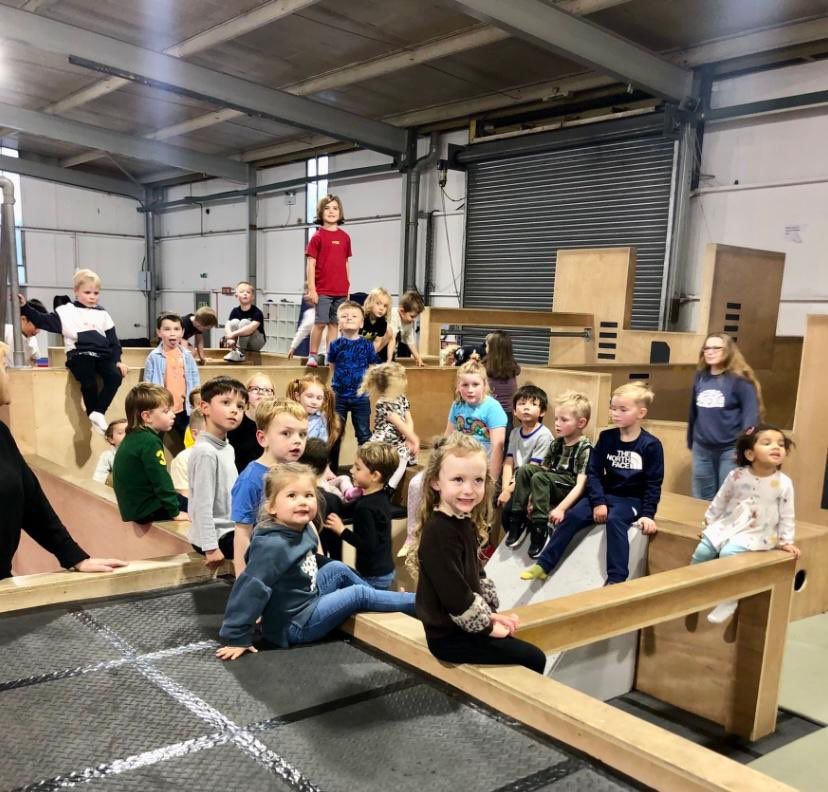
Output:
(14, 455), (193, 576)
(343, 608), (795, 792)
(0, 553), (231, 614)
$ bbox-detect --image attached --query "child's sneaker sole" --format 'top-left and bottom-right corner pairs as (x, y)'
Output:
(505, 526), (528, 549)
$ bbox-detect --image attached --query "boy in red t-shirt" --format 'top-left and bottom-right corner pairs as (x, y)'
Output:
(305, 194), (351, 367)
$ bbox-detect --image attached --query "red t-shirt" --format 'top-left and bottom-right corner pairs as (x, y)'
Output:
(306, 227), (352, 296)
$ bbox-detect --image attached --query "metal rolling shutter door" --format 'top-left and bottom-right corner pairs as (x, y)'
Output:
(461, 129), (676, 364)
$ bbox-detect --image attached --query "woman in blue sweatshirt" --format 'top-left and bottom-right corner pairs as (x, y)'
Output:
(687, 334), (761, 501)
(217, 463), (415, 660)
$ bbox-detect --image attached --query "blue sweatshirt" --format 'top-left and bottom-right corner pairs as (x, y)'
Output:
(687, 371), (759, 450)
(219, 519), (320, 648)
(587, 427), (664, 519)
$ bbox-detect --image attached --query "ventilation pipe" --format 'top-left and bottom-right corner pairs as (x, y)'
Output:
(400, 133), (439, 294)
(0, 175), (25, 367)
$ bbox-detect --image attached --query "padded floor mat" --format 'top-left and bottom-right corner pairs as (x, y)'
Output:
(0, 583), (637, 792)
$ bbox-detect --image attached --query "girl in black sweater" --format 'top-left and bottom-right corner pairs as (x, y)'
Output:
(0, 341), (125, 579)
(407, 433), (545, 673)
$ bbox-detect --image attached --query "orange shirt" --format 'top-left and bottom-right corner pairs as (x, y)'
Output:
(163, 347), (186, 414)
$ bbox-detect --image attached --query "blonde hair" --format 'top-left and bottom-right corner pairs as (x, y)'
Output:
(697, 332), (765, 417)
(73, 269), (101, 289)
(254, 397), (308, 433)
(454, 359), (490, 403)
(359, 362), (406, 401)
(125, 383), (173, 432)
(440, 344), (459, 367)
(613, 381), (654, 408)
(188, 408), (205, 432)
(261, 462), (320, 529)
(245, 371), (274, 394)
(235, 281), (253, 292)
(405, 434), (492, 580)
(364, 287), (391, 314)
(337, 300), (364, 317)
(554, 390), (592, 422)
(286, 374), (341, 445)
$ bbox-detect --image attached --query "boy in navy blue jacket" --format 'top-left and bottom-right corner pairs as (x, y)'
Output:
(521, 382), (663, 585)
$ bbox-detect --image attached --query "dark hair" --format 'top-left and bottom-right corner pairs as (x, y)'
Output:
(356, 442), (400, 484)
(156, 312), (183, 330)
(315, 194), (345, 225)
(105, 418), (127, 441)
(125, 383), (173, 432)
(483, 330), (520, 380)
(513, 384), (548, 413)
(735, 423), (794, 467)
(26, 298), (47, 314)
(299, 438), (329, 476)
(200, 376), (248, 405)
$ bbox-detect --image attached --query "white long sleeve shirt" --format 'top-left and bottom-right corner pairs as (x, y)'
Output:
(702, 467), (795, 551)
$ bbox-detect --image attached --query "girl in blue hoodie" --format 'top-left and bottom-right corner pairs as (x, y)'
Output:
(217, 463), (415, 660)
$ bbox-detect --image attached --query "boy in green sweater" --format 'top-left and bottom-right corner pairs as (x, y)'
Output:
(113, 383), (188, 524)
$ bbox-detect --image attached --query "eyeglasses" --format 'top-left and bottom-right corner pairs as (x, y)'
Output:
(248, 386), (274, 395)
(702, 346), (724, 352)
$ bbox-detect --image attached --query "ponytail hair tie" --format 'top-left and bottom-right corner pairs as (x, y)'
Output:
(745, 426), (755, 436)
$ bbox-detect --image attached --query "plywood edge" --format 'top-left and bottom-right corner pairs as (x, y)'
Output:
(344, 613), (794, 792)
(0, 554), (228, 613)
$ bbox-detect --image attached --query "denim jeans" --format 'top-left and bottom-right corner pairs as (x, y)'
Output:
(690, 536), (750, 564)
(362, 571), (395, 590)
(536, 494), (641, 583)
(330, 393), (372, 470)
(287, 561), (415, 645)
(691, 443), (737, 501)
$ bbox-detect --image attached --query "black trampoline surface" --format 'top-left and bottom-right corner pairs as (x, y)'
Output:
(0, 582), (639, 792)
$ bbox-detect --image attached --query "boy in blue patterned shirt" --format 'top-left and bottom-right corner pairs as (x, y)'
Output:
(327, 301), (380, 470)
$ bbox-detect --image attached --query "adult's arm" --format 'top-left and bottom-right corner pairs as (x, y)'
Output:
(736, 377), (760, 429)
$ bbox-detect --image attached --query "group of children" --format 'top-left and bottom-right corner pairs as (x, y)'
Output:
(10, 189), (801, 673)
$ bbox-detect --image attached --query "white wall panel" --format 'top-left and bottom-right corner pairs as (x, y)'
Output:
(157, 233), (246, 291)
(346, 218), (401, 294)
(261, 227), (306, 295)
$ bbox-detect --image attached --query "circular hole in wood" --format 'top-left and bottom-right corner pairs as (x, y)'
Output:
(794, 569), (807, 592)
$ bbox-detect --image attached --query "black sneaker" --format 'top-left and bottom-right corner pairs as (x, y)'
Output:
(527, 524), (549, 559)
(504, 516), (528, 549)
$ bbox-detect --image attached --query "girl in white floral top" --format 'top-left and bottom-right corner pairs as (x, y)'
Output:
(359, 362), (419, 489)
(691, 423), (799, 624)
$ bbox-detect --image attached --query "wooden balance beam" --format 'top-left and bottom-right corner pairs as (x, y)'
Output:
(418, 307), (594, 357)
(346, 549), (796, 790)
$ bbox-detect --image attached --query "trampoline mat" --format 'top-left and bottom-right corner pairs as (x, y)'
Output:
(0, 582), (638, 792)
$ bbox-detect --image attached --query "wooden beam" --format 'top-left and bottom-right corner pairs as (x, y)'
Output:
(345, 612), (795, 791)
(0, 554), (227, 613)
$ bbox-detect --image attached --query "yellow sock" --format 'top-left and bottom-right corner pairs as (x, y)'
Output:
(520, 564), (547, 581)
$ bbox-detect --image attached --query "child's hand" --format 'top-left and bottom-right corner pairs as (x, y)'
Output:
(116, 362), (129, 377)
(592, 505), (608, 524)
(325, 513), (345, 535)
(287, 348), (295, 359)
(490, 621), (511, 639)
(204, 548), (225, 569)
(491, 612), (519, 633)
(496, 489), (512, 506)
(74, 557), (127, 573)
(414, 356), (425, 368)
(216, 645), (257, 661)
(17, 293), (26, 306)
(549, 506), (566, 525)
(526, 499), (534, 517)
(638, 517), (657, 535)
(781, 543), (801, 559)
(308, 289), (319, 305)
(406, 434), (420, 457)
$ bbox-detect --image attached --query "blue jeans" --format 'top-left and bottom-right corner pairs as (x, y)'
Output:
(690, 536), (750, 564)
(691, 443), (737, 501)
(330, 393), (372, 470)
(536, 495), (641, 583)
(287, 561), (415, 645)
(362, 571), (395, 590)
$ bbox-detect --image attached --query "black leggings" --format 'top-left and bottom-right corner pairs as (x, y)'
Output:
(65, 353), (122, 415)
(427, 632), (546, 674)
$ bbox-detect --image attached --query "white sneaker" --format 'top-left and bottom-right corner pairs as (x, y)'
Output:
(707, 600), (738, 624)
(89, 411), (107, 435)
(306, 354), (318, 368)
(223, 349), (245, 362)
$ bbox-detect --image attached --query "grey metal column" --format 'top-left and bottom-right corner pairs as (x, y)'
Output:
(0, 175), (25, 366)
(144, 188), (158, 335)
(247, 165), (258, 292)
